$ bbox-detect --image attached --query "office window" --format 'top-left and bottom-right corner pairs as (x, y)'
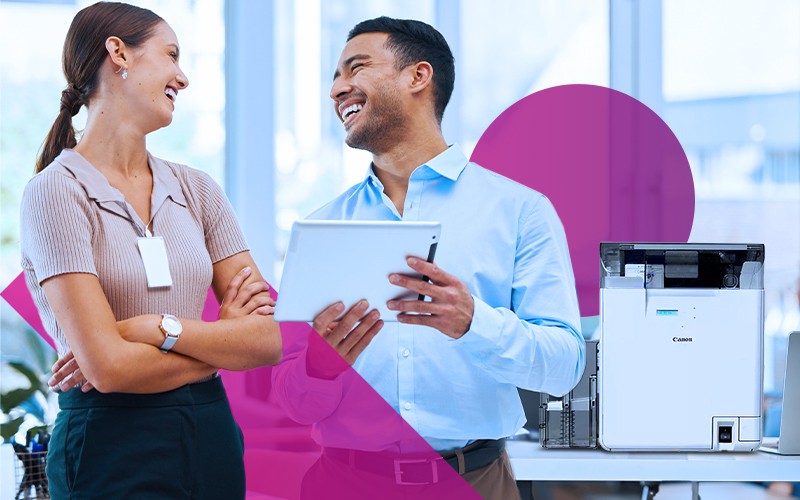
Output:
(662, 0), (800, 391)
(459, 1), (608, 153)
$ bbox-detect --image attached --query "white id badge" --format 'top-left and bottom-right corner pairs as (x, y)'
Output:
(137, 236), (173, 287)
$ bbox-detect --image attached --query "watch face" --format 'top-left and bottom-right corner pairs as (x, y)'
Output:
(162, 315), (183, 335)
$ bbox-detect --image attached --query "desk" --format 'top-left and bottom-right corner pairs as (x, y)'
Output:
(507, 440), (800, 499)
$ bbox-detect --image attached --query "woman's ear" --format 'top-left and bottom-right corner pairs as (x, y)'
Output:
(104, 36), (129, 71)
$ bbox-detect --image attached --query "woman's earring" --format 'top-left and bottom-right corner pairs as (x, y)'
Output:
(115, 66), (128, 80)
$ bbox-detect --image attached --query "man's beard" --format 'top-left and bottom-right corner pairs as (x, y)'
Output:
(345, 85), (406, 153)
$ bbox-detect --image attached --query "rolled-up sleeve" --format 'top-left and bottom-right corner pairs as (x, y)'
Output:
(271, 331), (345, 425)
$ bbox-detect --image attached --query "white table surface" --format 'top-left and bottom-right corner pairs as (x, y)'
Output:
(507, 439), (800, 482)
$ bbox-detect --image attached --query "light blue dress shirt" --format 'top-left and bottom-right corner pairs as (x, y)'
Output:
(275, 145), (585, 452)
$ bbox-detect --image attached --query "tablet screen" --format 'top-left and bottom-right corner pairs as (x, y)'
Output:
(274, 220), (441, 322)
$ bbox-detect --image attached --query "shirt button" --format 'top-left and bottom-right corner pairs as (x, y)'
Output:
(402, 349), (410, 358)
(403, 402), (412, 410)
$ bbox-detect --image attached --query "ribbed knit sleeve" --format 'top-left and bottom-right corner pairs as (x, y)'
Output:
(189, 170), (248, 263)
(20, 170), (97, 284)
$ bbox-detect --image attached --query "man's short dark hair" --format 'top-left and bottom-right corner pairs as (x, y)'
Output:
(348, 16), (455, 123)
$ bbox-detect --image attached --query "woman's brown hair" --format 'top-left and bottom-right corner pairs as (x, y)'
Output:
(35, 2), (163, 173)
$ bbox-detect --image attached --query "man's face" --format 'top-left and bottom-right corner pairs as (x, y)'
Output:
(330, 32), (408, 152)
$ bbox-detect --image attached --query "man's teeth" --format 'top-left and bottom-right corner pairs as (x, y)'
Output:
(165, 88), (177, 101)
(342, 103), (363, 121)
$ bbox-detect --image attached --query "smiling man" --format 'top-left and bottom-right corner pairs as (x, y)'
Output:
(275, 17), (585, 499)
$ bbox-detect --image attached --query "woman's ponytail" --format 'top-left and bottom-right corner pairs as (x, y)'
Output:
(35, 85), (85, 173)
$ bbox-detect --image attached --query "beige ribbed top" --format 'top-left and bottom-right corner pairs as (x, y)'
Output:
(20, 149), (248, 355)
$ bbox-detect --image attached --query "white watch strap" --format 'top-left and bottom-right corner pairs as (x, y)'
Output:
(160, 335), (179, 354)
(159, 314), (182, 354)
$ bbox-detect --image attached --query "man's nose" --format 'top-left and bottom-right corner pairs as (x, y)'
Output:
(330, 77), (351, 101)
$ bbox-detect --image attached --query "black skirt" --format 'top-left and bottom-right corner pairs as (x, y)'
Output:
(47, 376), (245, 499)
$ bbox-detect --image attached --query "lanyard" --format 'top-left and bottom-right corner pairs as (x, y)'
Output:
(120, 202), (155, 238)
(121, 202), (173, 287)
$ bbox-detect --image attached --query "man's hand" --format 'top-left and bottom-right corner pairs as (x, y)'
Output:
(219, 266), (275, 319)
(308, 300), (383, 379)
(387, 257), (474, 339)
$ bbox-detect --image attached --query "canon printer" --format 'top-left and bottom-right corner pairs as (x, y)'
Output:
(598, 242), (764, 452)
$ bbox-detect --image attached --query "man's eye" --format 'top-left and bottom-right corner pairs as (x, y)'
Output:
(351, 63), (363, 71)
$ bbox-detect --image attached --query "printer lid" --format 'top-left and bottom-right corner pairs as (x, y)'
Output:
(600, 242), (764, 290)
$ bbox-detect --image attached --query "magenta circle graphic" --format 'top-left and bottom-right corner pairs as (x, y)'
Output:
(470, 84), (695, 317)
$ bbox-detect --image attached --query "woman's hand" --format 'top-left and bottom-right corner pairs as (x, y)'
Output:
(49, 351), (94, 393)
(51, 314), (161, 392)
(219, 266), (275, 319)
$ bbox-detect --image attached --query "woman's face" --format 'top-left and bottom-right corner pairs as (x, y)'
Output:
(123, 22), (189, 132)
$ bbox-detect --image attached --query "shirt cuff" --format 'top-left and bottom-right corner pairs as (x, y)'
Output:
(281, 352), (345, 420)
(455, 295), (505, 355)
(300, 352), (344, 390)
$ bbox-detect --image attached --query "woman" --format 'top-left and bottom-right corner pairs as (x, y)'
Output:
(20, 2), (281, 498)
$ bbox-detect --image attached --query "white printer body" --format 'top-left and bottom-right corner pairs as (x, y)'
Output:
(598, 243), (764, 452)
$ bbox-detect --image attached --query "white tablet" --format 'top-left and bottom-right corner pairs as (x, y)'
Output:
(274, 220), (441, 322)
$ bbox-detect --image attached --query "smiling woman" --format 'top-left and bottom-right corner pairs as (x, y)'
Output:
(0, 2), (228, 498)
(18, 2), (281, 499)
(0, 0), (226, 288)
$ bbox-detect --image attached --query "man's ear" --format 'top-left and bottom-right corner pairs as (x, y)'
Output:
(408, 61), (434, 95)
(104, 36), (129, 71)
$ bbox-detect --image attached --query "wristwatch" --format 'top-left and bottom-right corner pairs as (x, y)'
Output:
(158, 314), (183, 353)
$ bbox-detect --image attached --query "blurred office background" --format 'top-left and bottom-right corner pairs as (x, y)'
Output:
(1, 1), (798, 494)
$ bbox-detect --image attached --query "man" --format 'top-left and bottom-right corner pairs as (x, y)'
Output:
(274, 17), (585, 499)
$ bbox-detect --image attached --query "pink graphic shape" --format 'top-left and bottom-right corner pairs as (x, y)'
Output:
(266, 321), (482, 499)
(1, 272), (54, 349)
(471, 84), (695, 316)
(208, 286), (481, 498)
